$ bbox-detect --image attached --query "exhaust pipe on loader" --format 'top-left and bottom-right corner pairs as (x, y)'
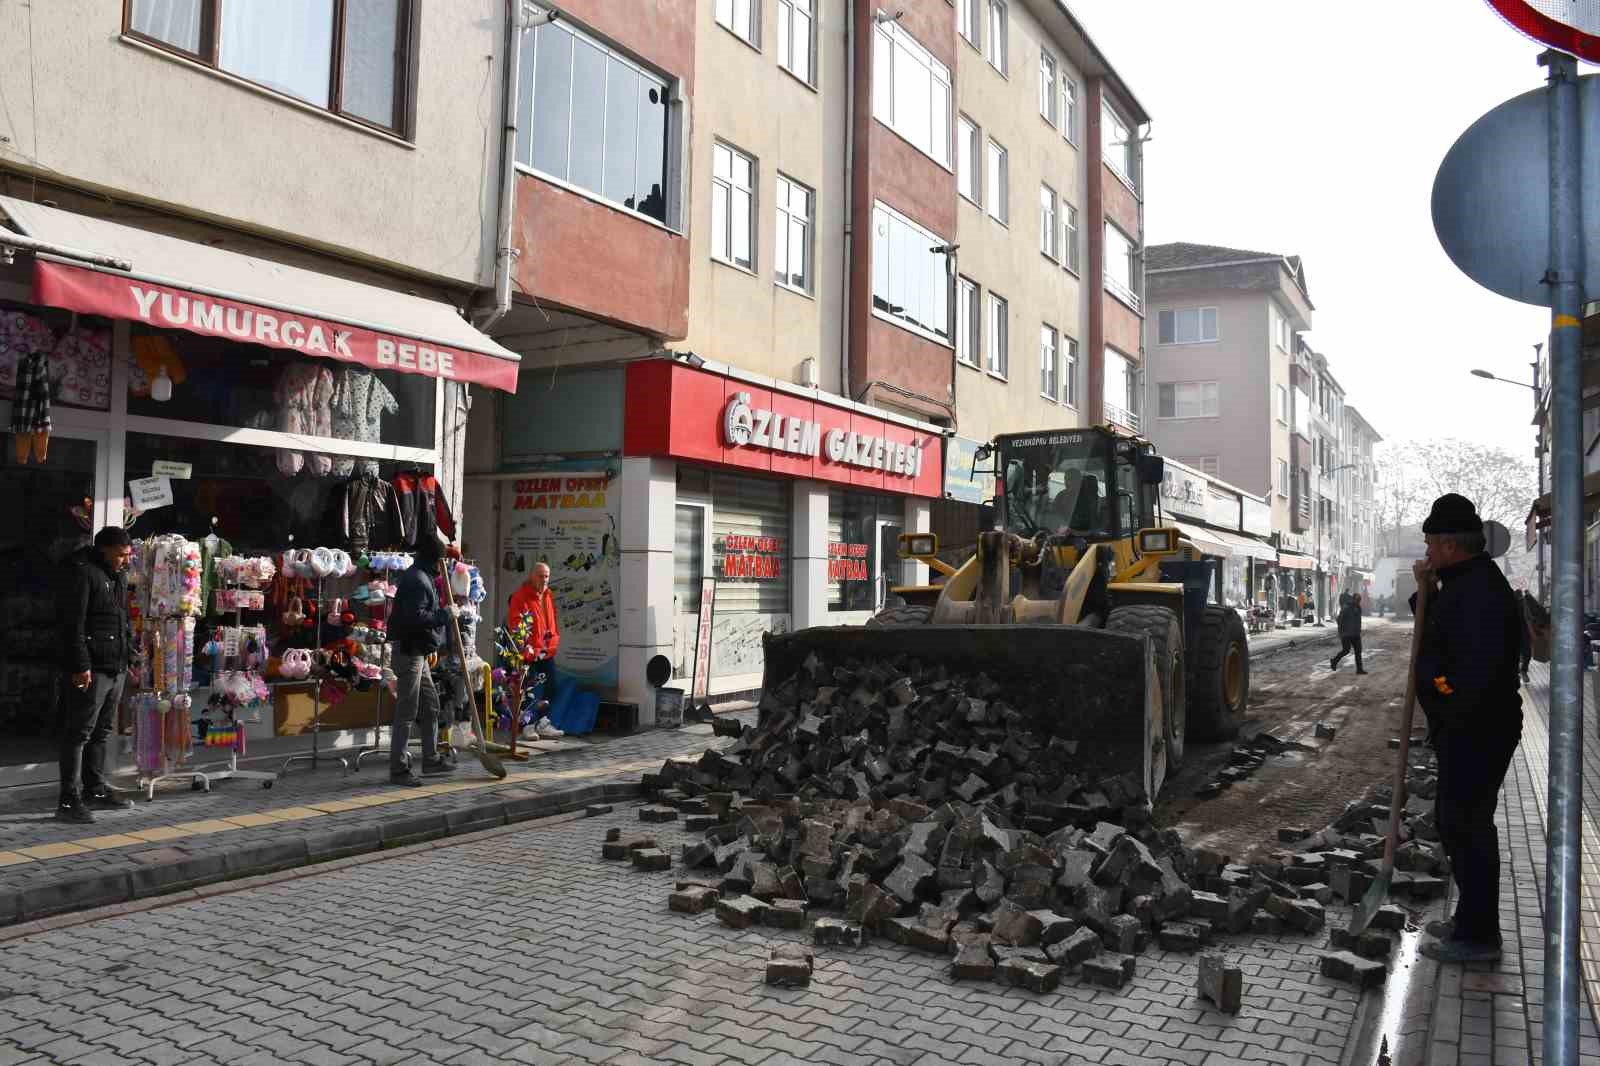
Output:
(759, 622), (1168, 803)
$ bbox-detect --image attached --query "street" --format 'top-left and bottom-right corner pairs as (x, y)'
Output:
(0, 628), (1415, 1066)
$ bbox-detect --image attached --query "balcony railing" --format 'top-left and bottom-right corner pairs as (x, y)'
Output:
(1105, 401), (1140, 431)
(1103, 274), (1142, 313)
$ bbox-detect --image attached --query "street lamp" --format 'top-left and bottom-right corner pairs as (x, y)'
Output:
(1468, 346), (1546, 602)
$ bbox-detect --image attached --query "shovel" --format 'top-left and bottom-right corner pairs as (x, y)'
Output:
(1349, 576), (1430, 935)
(439, 560), (507, 780)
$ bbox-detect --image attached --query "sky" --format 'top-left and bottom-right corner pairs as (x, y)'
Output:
(1070, 0), (1557, 460)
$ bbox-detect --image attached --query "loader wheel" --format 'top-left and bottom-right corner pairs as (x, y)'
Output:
(865, 605), (932, 627)
(1188, 605), (1249, 741)
(1106, 605), (1186, 797)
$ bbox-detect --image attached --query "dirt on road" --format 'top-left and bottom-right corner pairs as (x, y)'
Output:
(1157, 618), (1415, 863)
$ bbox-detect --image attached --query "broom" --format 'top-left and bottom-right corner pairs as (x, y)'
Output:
(439, 560), (506, 780)
(1348, 576), (1430, 935)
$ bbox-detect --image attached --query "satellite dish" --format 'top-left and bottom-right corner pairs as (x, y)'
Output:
(1485, 520), (1512, 560)
(645, 654), (673, 687)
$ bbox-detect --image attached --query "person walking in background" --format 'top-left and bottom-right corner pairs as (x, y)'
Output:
(1411, 493), (1523, 964)
(1330, 592), (1367, 674)
(388, 536), (458, 786)
(57, 526), (137, 823)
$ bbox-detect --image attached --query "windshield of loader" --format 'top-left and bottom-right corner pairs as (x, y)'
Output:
(999, 431), (1154, 539)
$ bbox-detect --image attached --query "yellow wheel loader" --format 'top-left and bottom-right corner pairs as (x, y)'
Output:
(760, 425), (1251, 802)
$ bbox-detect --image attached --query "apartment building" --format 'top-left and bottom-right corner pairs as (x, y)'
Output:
(1342, 405), (1382, 589)
(0, 1), (519, 784)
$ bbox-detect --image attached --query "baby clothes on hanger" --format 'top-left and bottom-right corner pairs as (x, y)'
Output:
(50, 326), (112, 410)
(329, 368), (400, 478)
(274, 362), (335, 477)
(340, 472), (402, 552)
(10, 346), (50, 464)
(392, 470), (457, 547)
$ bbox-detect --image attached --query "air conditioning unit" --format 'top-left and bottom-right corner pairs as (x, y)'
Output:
(797, 357), (819, 388)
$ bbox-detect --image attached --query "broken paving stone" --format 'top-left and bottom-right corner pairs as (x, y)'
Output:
(632, 848), (671, 872)
(1034, 911), (1078, 946)
(766, 944), (814, 988)
(712, 716), (743, 738)
(716, 895), (770, 929)
(996, 957), (1062, 993)
(1081, 952), (1136, 989)
(990, 903), (1043, 947)
(683, 814), (721, 832)
(601, 835), (658, 860)
(669, 886), (719, 914)
(1370, 905), (1406, 932)
(950, 934), (996, 980)
(1264, 894), (1326, 934)
(1330, 926), (1393, 959)
(1314, 722), (1336, 740)
(639, 806), (679, 823)
(1103, 914), (1141, 954)
(1056, 851), (1096, 891)
(584, 804), (614, 817)
(1190, 891), (1228, 923)
(884, 854), (935, 904)
(1083, 821), (1127, 857)
(1299, 882), (1334, 905)
(1050, 926), (1102, 967)
(763, 899), (809, 930)
(1278, 826), (1313, 843)
(1157, 923), (1202, 953)
(681, 842), (717, 870)
(1330, 866), (1373, 903)
(1197, 953), (1244, 1014)
(1250, 912), (1286, 936)
(812, 918), (864, 947)
(1319, 950), (1387, 988)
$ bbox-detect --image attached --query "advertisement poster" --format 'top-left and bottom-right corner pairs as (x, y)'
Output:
(691, 577), (716, 701)
(498, 472), (619, 686)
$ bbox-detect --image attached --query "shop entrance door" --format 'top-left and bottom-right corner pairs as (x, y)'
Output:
(0, 428), (111, 786)
(875, 519), (903, 611)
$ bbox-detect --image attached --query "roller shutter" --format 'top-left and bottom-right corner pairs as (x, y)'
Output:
(711, 471), (790, 614)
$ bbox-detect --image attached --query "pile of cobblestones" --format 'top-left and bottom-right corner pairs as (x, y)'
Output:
(620, 654), (1423, 998)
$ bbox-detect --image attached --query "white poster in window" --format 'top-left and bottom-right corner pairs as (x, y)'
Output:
(151, 460), (193, 479)
(498, 472), (619, 687)
(128, 476), (174, 510)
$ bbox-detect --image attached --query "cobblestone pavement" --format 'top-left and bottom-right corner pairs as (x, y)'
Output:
(0, 717), (748, 927)
(0, 797), (1370, 1066)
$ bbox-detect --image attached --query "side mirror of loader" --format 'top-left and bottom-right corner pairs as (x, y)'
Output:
(1136, 454), (1165, 485)
(898, 532), (939, 559)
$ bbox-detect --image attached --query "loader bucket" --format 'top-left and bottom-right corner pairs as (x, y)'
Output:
(760, 623), (1166, 802)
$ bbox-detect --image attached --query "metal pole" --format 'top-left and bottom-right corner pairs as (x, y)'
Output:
(1541, 47), (1583, 1066)
(1536, 345), (1548, 604)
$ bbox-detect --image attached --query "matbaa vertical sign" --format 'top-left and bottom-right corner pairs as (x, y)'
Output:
(691, 578), (717, 702)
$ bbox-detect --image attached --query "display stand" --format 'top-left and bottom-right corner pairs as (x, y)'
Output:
(280, 570), (350, 775)
(188, 535), (276, 794)
(131, 534), (208, 798)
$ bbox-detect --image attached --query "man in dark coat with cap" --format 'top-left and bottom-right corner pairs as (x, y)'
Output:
(1411, 493), (1523, 963)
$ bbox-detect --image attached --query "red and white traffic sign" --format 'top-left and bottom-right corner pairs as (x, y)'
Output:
(1487, 0), (1600, 62)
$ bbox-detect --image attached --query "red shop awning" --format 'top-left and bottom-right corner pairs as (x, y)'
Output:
(1, 197), (520, 392)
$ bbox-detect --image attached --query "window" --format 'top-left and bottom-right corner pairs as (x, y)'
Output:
(873, 21), (952, 167)
(1157, 307), (1219, 345)
(986, 139), (1008, 223)
(986, 293), (1008, 377)
(1276, 384), (1289, 423)
(957, 116), (980, 204)
(958, 0), (979, 47)
(1063, 202), (1080, 273)
(715, 0), (758, 46)
(986, 0), (1008, 74)
(1039, 185), (1058, 260)
(1062, 77), (1080, 144)
(518, 17), (672, 225)
(774, 174), (813, 293)
(712, 142), (756, 270)
(777, 0), (814, 83)
(1183, 456), (1220, 477)
(1271, 303), (1294, 350)
(1102, 102), (1137, 189)
(126, 0), (413, 134)
(1104, 349), (1138, 428)
(956, 276), (981, 367)
(1040, 325), (1058, 399)
(1277, 458), (1290, 497)
(1157, 381), (1220, 419)
(870, 202), (951, 342)
(1103, 222), (1138, 310)
(1063, 336), (1079, 406)
(1039, 50), (1058, 126)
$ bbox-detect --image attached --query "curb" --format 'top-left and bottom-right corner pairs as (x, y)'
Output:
(0, 780), (642, 930)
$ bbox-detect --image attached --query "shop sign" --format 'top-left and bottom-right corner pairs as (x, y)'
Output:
(943, 435), (991, 504)
(509, 475), (607, 511)
(691, 578), (716, 702)
(151, 460), (192, 479)
(828, 542), (871, 581)
(720, 535), (784, 579)
(724, 392), (926, 480)
(1159, 465), (1207, 518)
(1242, 496), (1272, 537)
(1205, 489), (1238, 531)
(128, 475), (173, 510)
(1278, 531), (1310, 555)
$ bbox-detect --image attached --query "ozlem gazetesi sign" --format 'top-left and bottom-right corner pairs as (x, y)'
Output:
(723, 391), (927, 479)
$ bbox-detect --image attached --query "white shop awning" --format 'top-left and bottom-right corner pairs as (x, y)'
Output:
(0, 196), (520, 392)
(1208, 528), (1279, 562)
(1172, 521), (1232, 558)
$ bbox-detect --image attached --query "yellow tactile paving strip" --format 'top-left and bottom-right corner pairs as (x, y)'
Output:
(0, 773), (544, 870)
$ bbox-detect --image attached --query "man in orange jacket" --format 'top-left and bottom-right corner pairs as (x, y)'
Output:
(507, 562), (562, 738)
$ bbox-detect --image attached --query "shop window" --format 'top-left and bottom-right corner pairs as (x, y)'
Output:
(712, 142), (757, 271)
(0, 303), (113, 413)
(828, 489), (904, 613)
(124, 0), (414, 135)
(126, 328), (435, 452)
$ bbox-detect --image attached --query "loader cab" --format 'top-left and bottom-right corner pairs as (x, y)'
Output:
(996, 428), (1161, 543)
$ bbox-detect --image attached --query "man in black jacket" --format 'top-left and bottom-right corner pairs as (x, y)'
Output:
(1411, 494), (1524, 963)
(57, 527), (137, 823)
(387, 536), (457, 786)
(1330, 592), (1367, 673)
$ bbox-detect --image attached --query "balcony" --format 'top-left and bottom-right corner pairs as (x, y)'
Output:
(1104, 274), (1142, 314)
(1105, 402), (1140, 431)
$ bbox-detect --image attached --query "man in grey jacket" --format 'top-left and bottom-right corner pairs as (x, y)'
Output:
(386, 537), (458, 786)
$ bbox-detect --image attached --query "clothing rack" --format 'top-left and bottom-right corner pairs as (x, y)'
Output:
(280, 536), (350, 775)
(131, 533), (209, 798)
(188, 526), (276, 793)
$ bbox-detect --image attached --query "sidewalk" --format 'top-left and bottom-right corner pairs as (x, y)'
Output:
(1417, 661), (1600, 1065)
(0, 714), (750, 931)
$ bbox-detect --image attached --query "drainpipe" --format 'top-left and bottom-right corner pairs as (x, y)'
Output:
(478, 1), (553, 332)
(839, 0), (855, 396)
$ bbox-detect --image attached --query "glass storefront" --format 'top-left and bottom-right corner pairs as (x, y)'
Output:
(827, 489), (904, 614)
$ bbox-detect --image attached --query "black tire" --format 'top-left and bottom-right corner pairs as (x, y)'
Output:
(1105, 604), (1186, 774)
(865, 605), (933, 627)
(1188, 605), (1249, 741)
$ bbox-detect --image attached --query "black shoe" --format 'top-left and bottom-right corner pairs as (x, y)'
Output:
(86, 791), (134, 811)
(419, 759), (453, 776)
(55, 804), (95, 824)
(1356, 669), (1369, 675)
(1330, 656), (1340, 670)
(388, 772), (423, 787)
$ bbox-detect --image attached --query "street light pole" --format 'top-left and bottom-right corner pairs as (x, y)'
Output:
(1469, 352), (1545, 597)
